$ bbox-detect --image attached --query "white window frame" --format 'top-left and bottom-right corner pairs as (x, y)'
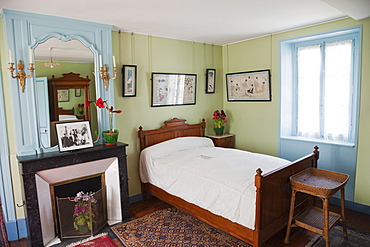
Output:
(280, 26), (362, 146)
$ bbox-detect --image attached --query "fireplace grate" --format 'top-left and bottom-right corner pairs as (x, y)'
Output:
(56, 187), (107, 239)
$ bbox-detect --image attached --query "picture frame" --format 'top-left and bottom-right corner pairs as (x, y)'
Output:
(206, 69), (216, 93)
(151, 73), (197, 107)
(226, 69), (271, 101)
(58, 89), (69, 102)
(55, 120), (94, 152)
(75, 88), (81, 97)
(122, 65), (137, 97)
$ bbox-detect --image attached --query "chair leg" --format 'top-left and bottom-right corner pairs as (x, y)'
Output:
(284, 190), (296, 244)
(340, 188), (348, 239)
(323, 198), (330, 247)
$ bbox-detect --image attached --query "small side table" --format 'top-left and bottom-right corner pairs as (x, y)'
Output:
(207, 134), (234, 148)
(284, 168), (349, 247)
(77, 114), (85, 120)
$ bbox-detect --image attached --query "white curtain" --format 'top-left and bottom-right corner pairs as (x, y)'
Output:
(297, 40), (352, 142)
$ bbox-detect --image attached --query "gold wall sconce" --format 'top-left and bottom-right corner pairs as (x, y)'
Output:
(99, 55), (117, 90)
(7, 49), (34, 93)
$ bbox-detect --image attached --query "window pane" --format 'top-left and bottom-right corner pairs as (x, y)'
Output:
(324, 40), (352, 141)
(297, 45), (321, 138)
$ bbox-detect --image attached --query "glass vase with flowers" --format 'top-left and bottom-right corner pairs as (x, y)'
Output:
(86, 97), (122, 145)
(213, 110), (227, 136)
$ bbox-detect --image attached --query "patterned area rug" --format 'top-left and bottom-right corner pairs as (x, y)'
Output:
(66, 233), (116, 247)
(111, 207), (250, 246)
(305, 225), (370, 247)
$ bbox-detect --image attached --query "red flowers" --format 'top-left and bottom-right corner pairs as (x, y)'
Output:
(86, 98), (121, 133)
(86, 98), (122, 114)
(96, 98), (105, 108)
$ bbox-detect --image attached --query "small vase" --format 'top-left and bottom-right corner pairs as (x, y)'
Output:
(102, 129), (119, 145)
(75, 221), (89, 234)
(214, 127), (224, 136)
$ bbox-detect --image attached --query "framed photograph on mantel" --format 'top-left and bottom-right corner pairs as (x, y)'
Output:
(55, 121), (93, 152)
(122, 65), (137, 97)
(206, 68), (216, 93)
(151, 73), (197, 107)
(226, 69), (271, 101)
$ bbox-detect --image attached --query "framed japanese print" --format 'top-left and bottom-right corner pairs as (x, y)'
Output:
(226, 69), (271, 101)
(151, 73), (197, 107)
(122, 65), (137, 97)
(75, 88), (81, 97)
(55, 121), (93, 152)
(57, 89), (69, 102)
(206, 69), (216, 93)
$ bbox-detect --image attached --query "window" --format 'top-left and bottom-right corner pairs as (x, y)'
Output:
(280, 26), (362, 144)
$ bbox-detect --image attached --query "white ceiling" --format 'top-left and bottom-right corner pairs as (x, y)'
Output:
(2, 0), (369, 62)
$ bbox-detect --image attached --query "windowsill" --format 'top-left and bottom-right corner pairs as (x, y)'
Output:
(280, 136), (355, 147)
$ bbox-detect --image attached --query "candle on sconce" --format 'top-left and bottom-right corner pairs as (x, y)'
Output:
(99, 55), (103, 68)
(9, 49), (13, 63)
(113, 55), (116, 67)
(29, 49), (33, 64)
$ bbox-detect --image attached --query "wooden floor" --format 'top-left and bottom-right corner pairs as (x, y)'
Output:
(9, 196), (370, 247)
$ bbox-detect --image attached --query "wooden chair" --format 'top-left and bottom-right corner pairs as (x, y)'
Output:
(284, 168), (349, 247)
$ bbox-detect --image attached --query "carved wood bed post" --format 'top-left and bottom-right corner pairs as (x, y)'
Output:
(138, 126), (144, 151)
(254, 168), (263, 247)
(313, 145), (319, 167)
(201, 118), (206, 136)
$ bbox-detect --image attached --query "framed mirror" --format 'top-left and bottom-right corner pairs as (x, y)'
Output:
(34, 38), (98, 148)
(3, 9), (114, 155)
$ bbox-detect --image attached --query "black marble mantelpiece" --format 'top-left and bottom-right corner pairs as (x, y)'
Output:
(17, 142), (129, 247)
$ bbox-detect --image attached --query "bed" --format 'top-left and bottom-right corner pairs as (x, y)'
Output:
(138, 118), (319, 247)
(58, 107), (78, 121)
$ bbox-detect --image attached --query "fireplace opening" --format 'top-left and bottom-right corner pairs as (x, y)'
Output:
(35, 157), (123, 245)
(52, 174), (107, 239)
(54, 176), (102, 198)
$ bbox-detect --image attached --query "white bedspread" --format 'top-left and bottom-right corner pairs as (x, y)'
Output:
(139, 137), (290, 229)
(59, 115), (78, 121)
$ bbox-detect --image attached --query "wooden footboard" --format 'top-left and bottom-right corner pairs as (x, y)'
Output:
(255, 146), (319, 245)
(138, 118), (319, 247)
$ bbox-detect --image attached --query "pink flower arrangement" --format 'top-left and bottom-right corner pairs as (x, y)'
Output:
(213, 110), (227, 129)
(73, 191), (97, 231)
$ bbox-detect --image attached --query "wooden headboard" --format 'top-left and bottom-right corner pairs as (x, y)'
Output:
(138, 118), (206, 151)
(58, 107), (75, 115)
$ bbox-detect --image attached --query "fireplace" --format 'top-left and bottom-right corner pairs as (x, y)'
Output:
(17, 143), (129, 247)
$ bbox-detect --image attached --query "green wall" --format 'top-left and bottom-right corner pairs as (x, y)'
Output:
(222, 17), (370, 206)
(111, 32), (223, 196)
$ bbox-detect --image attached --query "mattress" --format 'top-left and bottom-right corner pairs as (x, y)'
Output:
(139, 137), (290, 229)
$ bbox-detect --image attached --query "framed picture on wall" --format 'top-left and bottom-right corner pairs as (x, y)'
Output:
(226, 69), (271, 101)
(75, 88), (81, 97)
(55, 121), (93, 152)
(57, 89), (69, 102)
(122, 65), (137, 97)
(151, 73), (197, 107)
(206, 69), (216, 93)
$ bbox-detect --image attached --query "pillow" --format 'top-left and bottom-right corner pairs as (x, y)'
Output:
(59, 115), (77, 121)
(140, 136), (214, 164)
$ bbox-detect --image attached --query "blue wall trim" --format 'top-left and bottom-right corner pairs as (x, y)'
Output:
(5, 220), (18, 241)
(330, 197), (370, 216)
(17, 218), (27, 239)
(5, 218), (28, 241)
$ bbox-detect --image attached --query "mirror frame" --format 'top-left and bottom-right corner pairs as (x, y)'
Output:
(3, 9), (115, 155)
